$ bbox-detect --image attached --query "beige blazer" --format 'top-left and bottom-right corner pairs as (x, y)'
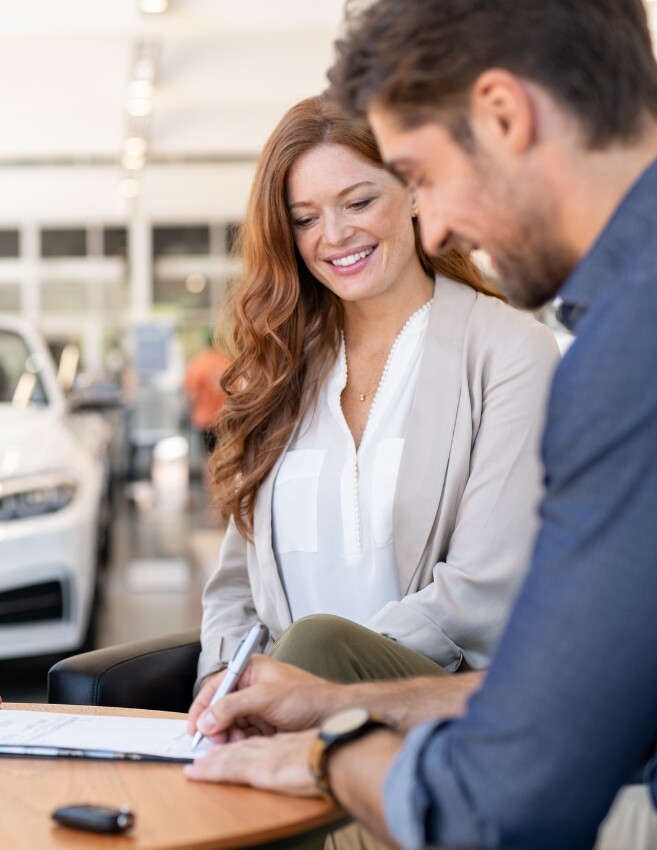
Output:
(197, 277), (560, 686)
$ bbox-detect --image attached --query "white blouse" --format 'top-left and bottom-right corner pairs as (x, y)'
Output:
(272, 300), (432, 626)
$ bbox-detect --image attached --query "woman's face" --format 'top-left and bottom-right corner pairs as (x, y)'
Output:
(286, 143), (420, 305)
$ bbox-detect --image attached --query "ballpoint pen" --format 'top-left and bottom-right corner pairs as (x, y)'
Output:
(191, 621), (266, 751)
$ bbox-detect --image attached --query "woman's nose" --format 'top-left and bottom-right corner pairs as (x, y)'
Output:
(322, 211), (353, 245)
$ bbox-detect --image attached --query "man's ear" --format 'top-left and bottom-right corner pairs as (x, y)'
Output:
(470, 69), (535, 155)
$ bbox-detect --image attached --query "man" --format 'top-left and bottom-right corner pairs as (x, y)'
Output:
(185, 2), (657, 847)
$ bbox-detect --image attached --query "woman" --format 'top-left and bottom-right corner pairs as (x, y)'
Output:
(195, 95), (559, 690)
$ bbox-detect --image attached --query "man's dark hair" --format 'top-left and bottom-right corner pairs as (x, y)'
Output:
(328, 0), (657, 149)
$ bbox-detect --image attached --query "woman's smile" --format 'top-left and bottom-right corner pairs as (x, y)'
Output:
(325, 245), (377, 275)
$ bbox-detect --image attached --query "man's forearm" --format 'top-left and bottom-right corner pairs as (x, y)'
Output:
(191, 657), (483, 743)
(304, 674), (483, 846)
(328, 729), (405, 848)
(327, 671), (483, 732)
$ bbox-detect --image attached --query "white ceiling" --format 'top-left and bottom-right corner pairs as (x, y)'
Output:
(0, 0), (655, 224)
(0, 0), (346, 163)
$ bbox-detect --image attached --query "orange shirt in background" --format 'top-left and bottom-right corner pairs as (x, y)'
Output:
(184, 347), (230, 431)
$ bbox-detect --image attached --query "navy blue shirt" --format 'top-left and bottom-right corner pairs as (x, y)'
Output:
(384, 159), (657, 849)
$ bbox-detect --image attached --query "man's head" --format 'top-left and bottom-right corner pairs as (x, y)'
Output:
(328, 0), (657, 307)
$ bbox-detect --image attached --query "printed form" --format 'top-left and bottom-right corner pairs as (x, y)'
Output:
(0, 710), (212, 762)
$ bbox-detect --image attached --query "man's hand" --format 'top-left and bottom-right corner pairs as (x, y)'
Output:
(188, 656), (484, 744)
(184, 720), (405, 848)
(187, 655), (337, 743)
(184, 728), (320, 797)
(184, 664), (484, 847)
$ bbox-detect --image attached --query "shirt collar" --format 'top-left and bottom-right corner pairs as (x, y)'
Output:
(556, 157), (657, 332)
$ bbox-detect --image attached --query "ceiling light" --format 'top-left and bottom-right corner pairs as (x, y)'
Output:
(124, 136), (148, 156)
(134, 58), (155, 81)
(118, 177), (141, 199)
(127, 98), (153, 117)
(138, 0), (169, 13)
(121, 151), (146, 170)
(128, 79), (154, 100)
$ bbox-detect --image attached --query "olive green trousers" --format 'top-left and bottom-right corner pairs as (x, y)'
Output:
(268, 615), (447, 850)
(269, 613), (448, 683)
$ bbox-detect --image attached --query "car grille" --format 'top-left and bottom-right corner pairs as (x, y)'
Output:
(0, 581), (65, 625)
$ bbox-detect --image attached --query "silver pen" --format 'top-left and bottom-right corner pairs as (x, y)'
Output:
(191, 622), (266, 751)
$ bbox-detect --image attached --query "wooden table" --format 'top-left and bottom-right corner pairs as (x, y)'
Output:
(0, 703), (346, 850)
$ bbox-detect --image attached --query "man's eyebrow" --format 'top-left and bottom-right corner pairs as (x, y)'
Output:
(288, 180), (378, 209)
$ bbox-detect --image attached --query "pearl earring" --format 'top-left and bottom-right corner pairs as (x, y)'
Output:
(411, 208), (418, 218)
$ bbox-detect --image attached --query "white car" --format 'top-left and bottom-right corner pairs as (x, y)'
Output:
(0, 316), (113, 659)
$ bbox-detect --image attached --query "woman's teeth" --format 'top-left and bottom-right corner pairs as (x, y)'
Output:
(330, 248), (373, 267)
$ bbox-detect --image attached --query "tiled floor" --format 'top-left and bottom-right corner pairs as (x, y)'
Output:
(0, 479), (223, 703)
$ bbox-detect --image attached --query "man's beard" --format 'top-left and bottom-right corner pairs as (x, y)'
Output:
(493, 219), (578, 310)
(472, 150), (578, 309)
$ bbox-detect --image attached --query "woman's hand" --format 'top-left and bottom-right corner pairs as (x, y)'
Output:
(187, 655), (338, 743)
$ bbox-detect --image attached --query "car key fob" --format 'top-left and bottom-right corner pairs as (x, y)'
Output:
(52, 804), (135, 834)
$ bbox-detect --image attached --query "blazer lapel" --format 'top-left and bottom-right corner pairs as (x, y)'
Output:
(393, 276), (476, 592)
(253, 450), (294, 628)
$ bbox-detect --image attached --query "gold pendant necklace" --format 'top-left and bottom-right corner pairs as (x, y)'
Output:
(346, 297), (434, 405)
(351, 378), (380, 402)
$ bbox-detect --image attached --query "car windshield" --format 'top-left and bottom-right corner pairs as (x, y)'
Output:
(0, 330), (48, 407)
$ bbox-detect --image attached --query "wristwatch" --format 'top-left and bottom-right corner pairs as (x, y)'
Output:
(309, 707), (394, 803)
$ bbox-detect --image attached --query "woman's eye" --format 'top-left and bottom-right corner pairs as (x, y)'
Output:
(293, 216), (315, 229)
(349, 197), (374, 211)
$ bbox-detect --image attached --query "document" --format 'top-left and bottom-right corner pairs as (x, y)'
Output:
(0, 710), (212, 763)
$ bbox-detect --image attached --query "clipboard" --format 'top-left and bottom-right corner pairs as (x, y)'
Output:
(0, 709), (209, 763)
(0, 744), (189, 762)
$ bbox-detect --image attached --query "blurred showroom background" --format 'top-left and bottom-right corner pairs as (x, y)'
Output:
(1, 0), (656, 702)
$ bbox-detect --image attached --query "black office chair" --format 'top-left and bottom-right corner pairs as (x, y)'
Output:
(47, 628), (201, 712)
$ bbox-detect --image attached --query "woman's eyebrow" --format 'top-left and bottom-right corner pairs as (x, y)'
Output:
(288, 180), (378, 209)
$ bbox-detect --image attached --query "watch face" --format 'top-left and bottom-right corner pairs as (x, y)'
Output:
(322, 707), (370, 736)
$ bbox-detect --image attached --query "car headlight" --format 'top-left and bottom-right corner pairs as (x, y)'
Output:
(0, 474), (78, 521)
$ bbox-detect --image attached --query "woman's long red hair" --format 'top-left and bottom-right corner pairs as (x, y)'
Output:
(210, 95), (499, 538)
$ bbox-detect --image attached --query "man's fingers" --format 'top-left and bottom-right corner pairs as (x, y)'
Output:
(184, 744), (241, 783)
(184, 732), (319, 797)
(185, 738), (270, 785)
(187, 672), (224, 735)
(246, 715), (276, 737)
(197, 684), (268, 736)
(187, 656), (270, 736)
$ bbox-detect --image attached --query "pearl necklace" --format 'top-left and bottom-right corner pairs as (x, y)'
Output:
(347, 298), (433, 402)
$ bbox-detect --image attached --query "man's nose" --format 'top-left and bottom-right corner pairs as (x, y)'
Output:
(418, 207), (451, 256)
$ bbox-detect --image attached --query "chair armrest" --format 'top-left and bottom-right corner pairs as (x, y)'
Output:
(47, 628), (201, 713)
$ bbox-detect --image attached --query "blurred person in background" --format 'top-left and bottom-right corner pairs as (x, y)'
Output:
(194, 94), (558, 695)
(184, 331), (230, 456)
